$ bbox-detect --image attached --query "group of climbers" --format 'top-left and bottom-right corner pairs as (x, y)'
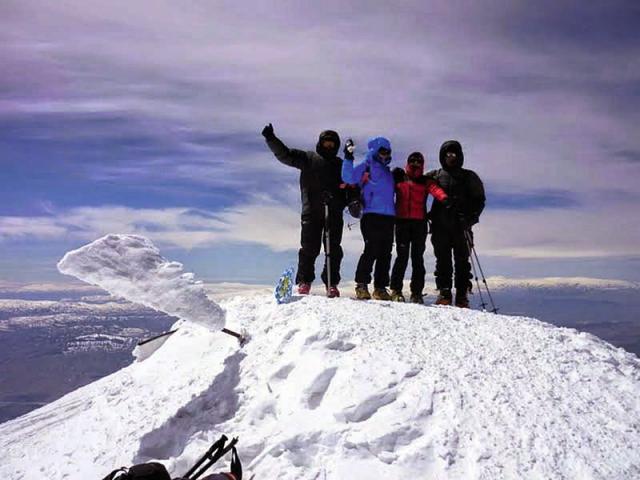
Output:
(262, 124), (485, 308)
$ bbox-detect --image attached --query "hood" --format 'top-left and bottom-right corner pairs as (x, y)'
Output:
(405, 151), (424, 179)
(439, 140), (464, 170)
(367, 136), (392, 166)
(316, 130), (341, 158)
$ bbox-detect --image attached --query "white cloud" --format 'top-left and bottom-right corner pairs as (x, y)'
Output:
(1, 196), (638, 261)
(477, 205), (640, 258)
(0, 217), (67, 239)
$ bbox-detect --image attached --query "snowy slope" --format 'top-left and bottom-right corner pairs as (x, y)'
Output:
(1, 295), (639, 479)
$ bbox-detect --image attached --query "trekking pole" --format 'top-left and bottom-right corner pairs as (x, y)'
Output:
(323, 193), (332, 289)
(464, 229), (499, 313)
(464, 230), (487, 311)
(183, 435), (227, 478)
(185, 436), (240, 480)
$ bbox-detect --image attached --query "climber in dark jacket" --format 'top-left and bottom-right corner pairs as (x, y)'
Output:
(427, 140), (485, 308)
(262, 123), (346, 298)
(389, 152), (448, 304)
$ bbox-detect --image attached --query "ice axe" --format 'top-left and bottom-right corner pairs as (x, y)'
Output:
(222, 327), (249, 346)
(138, 326), (249, 348)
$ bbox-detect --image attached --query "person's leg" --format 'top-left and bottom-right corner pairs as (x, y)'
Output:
(321, 211), (344, 287)
(373, 215), (395, 289)
(390, 219), (410, 292)
(453, 229), (472, 304)
(296, 214), (323, 285)
(430, 225), (453, 291)
(409, 220), (428, 295)
(355, 214), (375, 285)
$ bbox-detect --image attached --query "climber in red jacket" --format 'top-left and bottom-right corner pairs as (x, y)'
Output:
(390, 152), (448, 303)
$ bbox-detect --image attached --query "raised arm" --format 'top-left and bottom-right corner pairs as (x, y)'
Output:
(341, 141), (368, 185)
(342, 157), (368, 185)
(262, 123), (309, 170)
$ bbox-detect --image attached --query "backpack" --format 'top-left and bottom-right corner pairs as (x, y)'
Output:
(102, 463), (170, 480)
(101, 435), (242, 480)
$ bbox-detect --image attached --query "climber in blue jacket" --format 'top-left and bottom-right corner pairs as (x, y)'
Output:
(342, 136), (396, 300)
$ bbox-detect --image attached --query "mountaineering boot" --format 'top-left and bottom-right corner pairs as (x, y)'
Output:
(455, 290), (470, 308)
(434, 288), (452, 306)
(409, 292), (424, 304)
(326, 285), (340, 298)
(297, 283), (311, 295)
(390, 289), (405, 302)
(355, 283), (371, 300)
(372, 287), (392, 301)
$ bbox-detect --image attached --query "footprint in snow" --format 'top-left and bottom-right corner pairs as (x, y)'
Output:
(335, 387), (398, 423)
(325, 339), (356, 351)
(270, 363), (295, 382)
(303, 367), (338, 409)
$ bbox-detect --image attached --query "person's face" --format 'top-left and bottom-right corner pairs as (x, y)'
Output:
(445, 151), (458, 167)
(321, 139), (336, 150)
(377, 147), (391, 160)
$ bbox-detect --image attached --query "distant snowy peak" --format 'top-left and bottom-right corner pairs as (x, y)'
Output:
(487, 276), (639, 290)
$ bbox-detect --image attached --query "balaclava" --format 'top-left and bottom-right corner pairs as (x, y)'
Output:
(405, 152), (424, 179)
(316, 130), (341, 158)
(439, 140), (464, 171)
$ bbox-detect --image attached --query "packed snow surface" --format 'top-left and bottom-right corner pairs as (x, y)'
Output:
(57, 234), (225, 331)
(2, 294), (640, 479)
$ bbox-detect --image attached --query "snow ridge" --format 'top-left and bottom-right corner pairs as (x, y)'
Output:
(2, 295), (639, 479)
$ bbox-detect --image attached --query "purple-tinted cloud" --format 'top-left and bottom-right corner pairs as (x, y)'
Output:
(1, 0), (639, 280)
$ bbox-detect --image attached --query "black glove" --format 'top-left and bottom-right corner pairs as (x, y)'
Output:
(441, 197), (452, 209)
(261, 123), (275, 140)
(348, 199), (362, 218)
(343, 138), (355, 160)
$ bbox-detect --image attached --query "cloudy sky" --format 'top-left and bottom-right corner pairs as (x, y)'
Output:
(1, 0), (639, 284)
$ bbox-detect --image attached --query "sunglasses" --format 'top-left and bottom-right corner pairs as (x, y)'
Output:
(408, 157), (424, 164)
(378, 148), (391, 156)
(445, 152), (457, 158)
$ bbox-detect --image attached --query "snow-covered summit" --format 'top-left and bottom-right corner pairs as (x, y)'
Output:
(1, 294), (639, 479)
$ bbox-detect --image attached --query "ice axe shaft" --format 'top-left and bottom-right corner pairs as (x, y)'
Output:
(138, 326), (247, 347)
(222, 327), (247, 345)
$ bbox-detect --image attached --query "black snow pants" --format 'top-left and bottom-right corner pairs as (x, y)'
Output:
(296, 208), (344, 286)
(430, 224), (472, 292)
(355, 213), (395, 288)
(390, 218), (428, 294)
